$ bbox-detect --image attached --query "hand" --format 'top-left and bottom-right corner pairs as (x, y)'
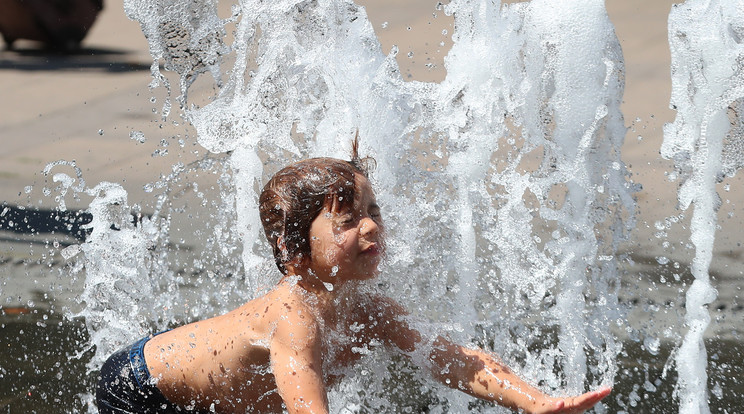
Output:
(539, 387), (612, 414)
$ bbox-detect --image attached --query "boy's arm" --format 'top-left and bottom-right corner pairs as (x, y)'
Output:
(270, 309), (329, 414)
(372, 296), (610, 413)
(428, 336), (611, 414)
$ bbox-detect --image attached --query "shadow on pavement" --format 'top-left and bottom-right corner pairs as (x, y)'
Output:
(0, 47), (150, 72)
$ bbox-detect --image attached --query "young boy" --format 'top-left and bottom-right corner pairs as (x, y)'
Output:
(96, 142), (611, 413)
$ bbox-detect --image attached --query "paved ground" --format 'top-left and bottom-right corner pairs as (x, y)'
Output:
(0, 0), (195, 211)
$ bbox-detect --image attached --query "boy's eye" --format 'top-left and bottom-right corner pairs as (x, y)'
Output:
(337, 213), (355, 224)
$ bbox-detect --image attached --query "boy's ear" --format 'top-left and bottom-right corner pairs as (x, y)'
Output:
(277, 236), (290, 262)
(278, 236), (310, 273)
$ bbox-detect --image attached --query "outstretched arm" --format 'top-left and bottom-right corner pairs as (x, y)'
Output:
(428, 336), (610, 413)
(371, 296), (610, 413)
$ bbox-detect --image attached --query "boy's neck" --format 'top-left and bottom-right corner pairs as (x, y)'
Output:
(279, 273), (363, 326)
(281, 271), (342, 302)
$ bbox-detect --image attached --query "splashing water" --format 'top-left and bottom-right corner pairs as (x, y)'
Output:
(42, 162), (180, 408)
(663, 0), (744, 412)
(62, 0), (638, 411)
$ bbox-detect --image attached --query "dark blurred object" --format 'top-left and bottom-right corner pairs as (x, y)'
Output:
(0, 204), (91, 241)
(0, 0), (104, 51)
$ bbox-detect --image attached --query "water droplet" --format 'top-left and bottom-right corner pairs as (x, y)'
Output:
(130, 131), (146, 143)
(61, 244), (81, 260)
(643, 337), (660, 355)
(712, 382), (723, 399)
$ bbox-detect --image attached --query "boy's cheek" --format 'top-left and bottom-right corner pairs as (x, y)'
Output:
(332, 231), (350, 245)
(320, 248), (343, 265)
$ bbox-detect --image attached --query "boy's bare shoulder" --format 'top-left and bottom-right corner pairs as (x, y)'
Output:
(236, 281), (322, 349)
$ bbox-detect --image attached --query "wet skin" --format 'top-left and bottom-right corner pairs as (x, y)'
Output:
(144, 280), (402, 413)
(143, 174), (611, 414)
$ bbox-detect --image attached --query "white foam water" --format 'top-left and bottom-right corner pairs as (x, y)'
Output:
(664, 1), (744, 412)
(63, 0), (638, 411)
(42, 160), (184, 410)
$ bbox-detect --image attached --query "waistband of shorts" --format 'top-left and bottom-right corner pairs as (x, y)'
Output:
(128, 330), (168, 389)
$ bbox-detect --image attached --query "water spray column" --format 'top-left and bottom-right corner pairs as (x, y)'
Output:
(45, 162), (161, 368)
(522, 0), (627, 393)
(437, 0), (510, 336)
(438, 0), (629, 396)
(663, 1), (744, 412)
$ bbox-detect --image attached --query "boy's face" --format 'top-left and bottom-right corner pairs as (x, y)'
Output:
(307, 173), (383, 284)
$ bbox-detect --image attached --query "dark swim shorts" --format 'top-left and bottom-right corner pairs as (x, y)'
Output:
(96, 333), (188, 413)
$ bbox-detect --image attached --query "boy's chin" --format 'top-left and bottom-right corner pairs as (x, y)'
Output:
(357, 271), (378, 280)
(358, 268), (380, 281)
(329, 263), (379, 283)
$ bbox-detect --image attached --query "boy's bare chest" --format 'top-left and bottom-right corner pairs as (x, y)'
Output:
(322, 309), (385, 373)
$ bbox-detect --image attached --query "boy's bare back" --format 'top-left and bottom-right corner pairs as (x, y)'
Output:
(143, 278), (393, 413)
(144, 279), (318, 412)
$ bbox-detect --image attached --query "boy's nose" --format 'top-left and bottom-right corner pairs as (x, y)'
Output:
(359, 217), (379, 236)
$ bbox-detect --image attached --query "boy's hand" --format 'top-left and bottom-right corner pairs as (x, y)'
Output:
(540, 386), (612, 414)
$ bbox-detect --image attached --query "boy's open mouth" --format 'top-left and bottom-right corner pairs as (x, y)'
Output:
(360, 244), (381, 256)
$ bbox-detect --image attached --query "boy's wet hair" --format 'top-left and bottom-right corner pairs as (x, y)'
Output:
(259, 137), (374, 274)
